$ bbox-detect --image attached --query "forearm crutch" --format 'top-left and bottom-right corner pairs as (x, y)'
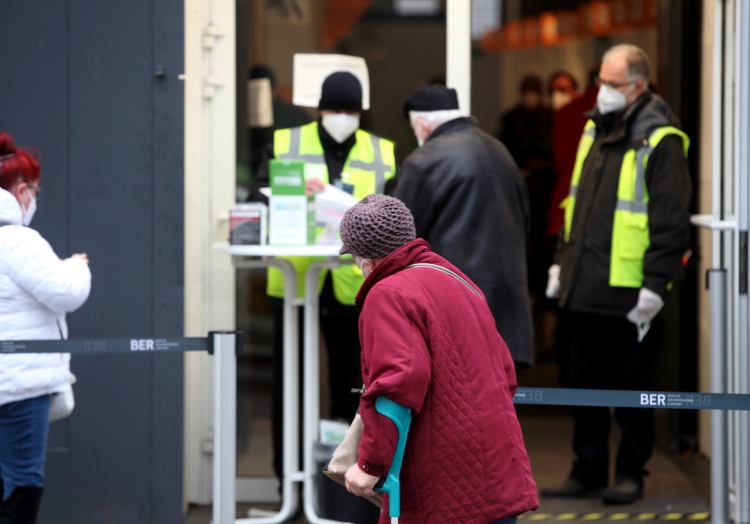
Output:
(373, 397), (414, 524)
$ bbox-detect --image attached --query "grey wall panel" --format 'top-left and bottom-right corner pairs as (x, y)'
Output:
(0, 0), (185, 522)
(67, 0), (155, 337)
(0, 0), (70, 256)
(151, 0), (186, 520)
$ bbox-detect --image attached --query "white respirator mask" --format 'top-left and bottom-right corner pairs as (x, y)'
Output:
(551, 91), (573, 110)
(321, 113), (360, 144)
(21, 188), (37, 226)
(597, 83), (635, 114)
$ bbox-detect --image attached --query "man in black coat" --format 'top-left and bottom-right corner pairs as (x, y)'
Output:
(542, 44), (691, 504)
(396, 85), (534, 367)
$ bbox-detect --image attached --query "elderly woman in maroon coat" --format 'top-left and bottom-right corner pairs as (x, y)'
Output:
(341, 194), (538, 524)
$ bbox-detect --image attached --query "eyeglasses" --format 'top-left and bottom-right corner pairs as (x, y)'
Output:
(599, 79), (636, 90)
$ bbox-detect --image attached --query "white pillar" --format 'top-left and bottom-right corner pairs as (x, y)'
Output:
(446, 0), (471, 115)
(183, 0), (236, 506)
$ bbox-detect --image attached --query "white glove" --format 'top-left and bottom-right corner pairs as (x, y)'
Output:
(545, 264), (561, 299)
(626, 287), (664, 342)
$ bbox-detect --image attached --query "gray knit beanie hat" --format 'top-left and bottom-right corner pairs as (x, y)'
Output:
(339, 194), (417, 258)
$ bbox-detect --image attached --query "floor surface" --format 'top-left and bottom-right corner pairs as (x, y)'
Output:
(185, 413), (711, 523)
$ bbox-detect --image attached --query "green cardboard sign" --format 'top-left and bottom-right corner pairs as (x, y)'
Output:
(270, 160), (305, 196)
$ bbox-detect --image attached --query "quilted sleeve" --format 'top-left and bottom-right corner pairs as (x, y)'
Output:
(357, 284), (431, 478)
(4, 229), (92, 315)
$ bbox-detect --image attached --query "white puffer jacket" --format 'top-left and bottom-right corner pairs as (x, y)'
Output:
(0, 188), (91, 406)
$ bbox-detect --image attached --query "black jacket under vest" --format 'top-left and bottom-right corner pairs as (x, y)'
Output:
(396, 117), (534, 366)
(556, 93), (692, 317)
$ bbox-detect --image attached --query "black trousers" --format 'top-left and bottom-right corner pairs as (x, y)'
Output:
(568, 311), (663, 487)
(271, 273), (362, 481)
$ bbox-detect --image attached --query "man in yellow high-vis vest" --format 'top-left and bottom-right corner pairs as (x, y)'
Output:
(249, 71), (396, 483)
(541, 45), (691, 504)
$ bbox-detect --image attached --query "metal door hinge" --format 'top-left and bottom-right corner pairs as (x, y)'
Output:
(203, 23), (225, 49)
(203, 73), (226, 99)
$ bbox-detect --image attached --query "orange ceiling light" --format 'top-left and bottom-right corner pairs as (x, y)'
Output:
(324, 0), (371, 49)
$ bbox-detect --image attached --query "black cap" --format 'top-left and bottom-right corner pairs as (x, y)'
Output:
(249, 65), (277, 88)
(402, 85), (459, 118)
(318, 71), (363, 112)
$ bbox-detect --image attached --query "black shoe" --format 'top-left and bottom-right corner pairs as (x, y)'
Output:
(540, 478), (605, 499)
(602, 476), (643, 505)
(0, 487), (44, 524)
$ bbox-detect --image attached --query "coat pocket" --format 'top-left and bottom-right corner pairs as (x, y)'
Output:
(618, 212), (649, 261)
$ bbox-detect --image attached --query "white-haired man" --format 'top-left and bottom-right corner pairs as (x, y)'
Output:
(542, 44), (691, 503)
(396, 85), (534, 368)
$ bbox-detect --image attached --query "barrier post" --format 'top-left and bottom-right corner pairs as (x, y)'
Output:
(212, 332), (238, 524)
(709, 269), (729, 524)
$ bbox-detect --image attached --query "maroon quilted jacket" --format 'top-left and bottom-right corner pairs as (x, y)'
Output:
(356, 239), (538, 523)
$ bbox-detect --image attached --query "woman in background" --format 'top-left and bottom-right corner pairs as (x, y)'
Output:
(0, 132), (91, 523)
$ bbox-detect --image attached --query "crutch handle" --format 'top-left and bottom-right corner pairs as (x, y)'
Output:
(373, 397), (413, 519)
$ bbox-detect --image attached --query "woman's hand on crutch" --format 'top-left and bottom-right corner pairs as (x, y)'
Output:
(344, 463), (380, 498)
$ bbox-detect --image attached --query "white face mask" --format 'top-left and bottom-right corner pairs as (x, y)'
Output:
(356, 257), (373, 278)
(321, 113), (360, 143)
(551, 91), (573, 110)
(21, 188), (36, 226)
(597, 83), (634, 114)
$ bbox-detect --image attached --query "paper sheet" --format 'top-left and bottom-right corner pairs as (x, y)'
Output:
(293, 54), (370, 110)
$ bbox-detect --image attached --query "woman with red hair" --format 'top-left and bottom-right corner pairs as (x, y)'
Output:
(0, 132), (91, 523)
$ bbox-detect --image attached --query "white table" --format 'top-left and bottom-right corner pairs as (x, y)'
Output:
(215, 243), (355, 524)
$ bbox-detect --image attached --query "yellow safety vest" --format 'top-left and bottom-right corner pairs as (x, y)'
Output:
(266, 122), (396, 305)
(563, 120), (689, 288)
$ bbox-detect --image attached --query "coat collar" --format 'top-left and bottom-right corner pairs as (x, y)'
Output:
(355, 238), (432, 310)
(426, 116), (478, 143)
(586, 92), (675, 147)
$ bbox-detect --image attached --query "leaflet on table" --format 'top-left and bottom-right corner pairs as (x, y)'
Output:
(269, 160), (316, 245)
(229, 202), (268, 245)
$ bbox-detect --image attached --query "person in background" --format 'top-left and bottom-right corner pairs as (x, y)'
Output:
(396, 85), (533, 368)
(547, 67), (600, 386)
(339, 195), (538, 524)
(0, 132), (91, 523)
(249, 71), (396, 485)
(542, 45), (691, 504)
(247, 65), (312, 177)
(547, 67), (601, 241)
(549, 71), (580, 111)
(498, 75), (555, 360)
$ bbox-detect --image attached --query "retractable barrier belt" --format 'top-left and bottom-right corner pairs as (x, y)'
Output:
(2, 338), (748, 411)
(513, 387), (749, 411)
(0, 337), (208, 354)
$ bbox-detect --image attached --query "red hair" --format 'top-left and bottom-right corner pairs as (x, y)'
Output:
(0, 132), (41, 192)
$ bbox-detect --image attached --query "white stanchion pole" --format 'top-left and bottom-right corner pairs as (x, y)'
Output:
(213, 332), (237, 524)
(710, 270), (729, 524)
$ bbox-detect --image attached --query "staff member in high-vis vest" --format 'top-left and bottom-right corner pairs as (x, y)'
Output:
(249, 71), (396, 483)
(541, 45), (691, 504)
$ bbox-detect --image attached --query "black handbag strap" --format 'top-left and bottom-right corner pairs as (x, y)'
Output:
(406, 263), (483, 299)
